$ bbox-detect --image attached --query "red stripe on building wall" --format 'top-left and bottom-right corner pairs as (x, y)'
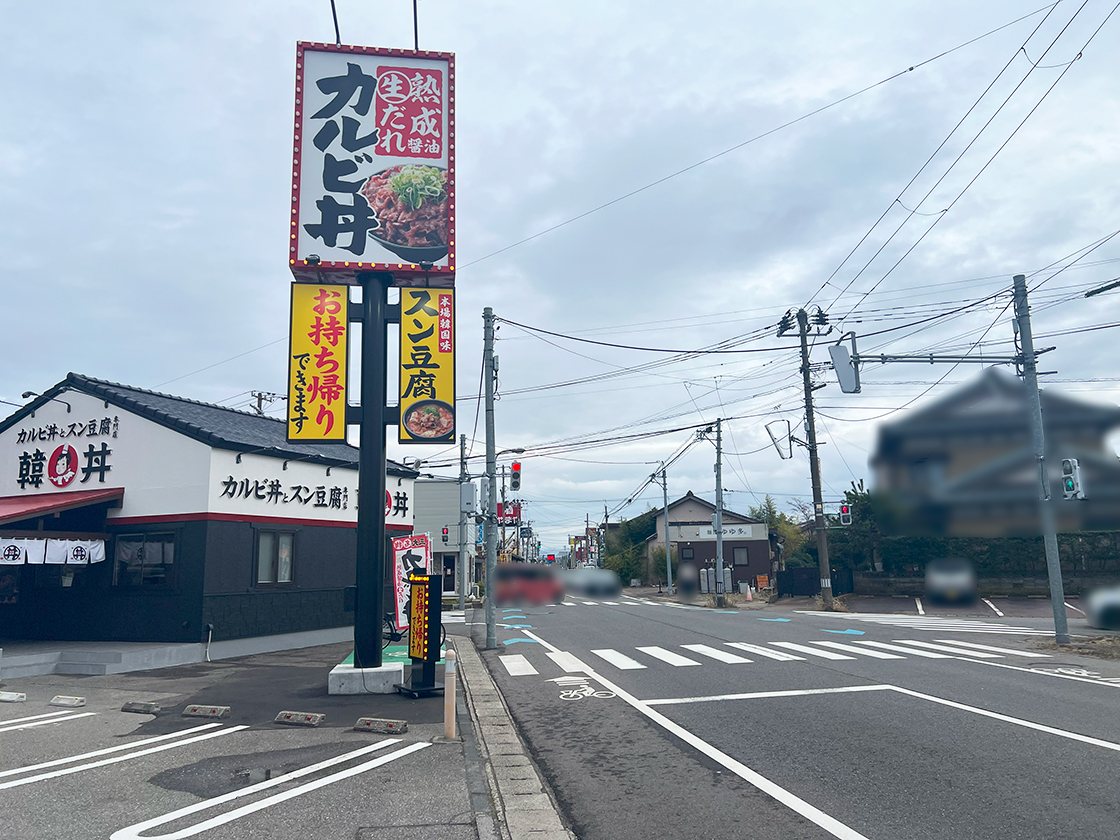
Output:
(107, 511), (412, 531)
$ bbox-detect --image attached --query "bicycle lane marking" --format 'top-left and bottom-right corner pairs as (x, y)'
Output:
(110, 740), (429, 840)
(520, 629), (871, 840)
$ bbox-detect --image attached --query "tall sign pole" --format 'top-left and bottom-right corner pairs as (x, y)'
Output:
(483, 307), (498, 650)
(353, 273), (392, 668)
(796, 308), (834, 608)
(1014, 274), (1070, 644)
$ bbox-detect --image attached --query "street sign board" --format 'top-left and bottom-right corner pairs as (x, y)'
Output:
(287, 283), (349, 442)
(290, 43), (455, 285)
(399, 288), (454, 443)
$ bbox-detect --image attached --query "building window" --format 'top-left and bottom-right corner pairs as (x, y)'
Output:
(733, 547), (749, 566)
(681, 546), (694, 561)
(114, 533), (176, 587)
(257, 531), (294, 584)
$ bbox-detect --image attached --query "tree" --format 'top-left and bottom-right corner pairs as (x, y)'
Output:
(748, 494), (810, 570)
(601, 507), (659, 584)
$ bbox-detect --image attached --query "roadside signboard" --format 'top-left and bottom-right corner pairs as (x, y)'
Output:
(290, 43), (455, 285)
(399, 288), (454, 443)
(497, 502), (520, 524)
(391, 534), (430, 631)
(287, 283), (349, 442)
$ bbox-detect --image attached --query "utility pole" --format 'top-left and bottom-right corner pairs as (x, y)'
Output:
(1014, 274), (1070, 644)
(714, 419), (725, 608)
(782, 307), (834, 608)
(500, 465), (507, 560)
(483, 308), (498, 650)
(660, 464), (673, 594)
(458, 433), (468, 611)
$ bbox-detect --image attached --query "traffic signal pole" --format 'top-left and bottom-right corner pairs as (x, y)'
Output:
(1014, 274), (1070, 644)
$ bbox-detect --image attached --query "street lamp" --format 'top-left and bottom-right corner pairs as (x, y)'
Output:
(21, 391), (71, 413)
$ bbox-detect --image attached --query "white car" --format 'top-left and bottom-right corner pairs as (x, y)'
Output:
(1085, 584), (1120, 631)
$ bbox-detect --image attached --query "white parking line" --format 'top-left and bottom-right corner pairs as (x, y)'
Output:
(0, 710), (77, 727)
(931, 640), (1048, 658)
(1064, 601), (1086, 615)
(725, 642), (805, 661)
(0, 724), (223, 779)
(635, 646), (700, 667)
(498, 654), (538, 676)
(0, 712), (96, 734)
(0, 725), (249, 790)
(771, 642), (855, 661)
(590, 649), (647, 670)
(982, 598), (1004, 617)
(111, 741), (429, 840)
(915, 597), (925, 615)
(681, 644), (751, 664)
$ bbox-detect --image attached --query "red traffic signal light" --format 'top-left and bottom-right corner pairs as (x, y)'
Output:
(510, 461), (522, 491)
(839, 505), (852, 526)
(441, 527), (449, 543)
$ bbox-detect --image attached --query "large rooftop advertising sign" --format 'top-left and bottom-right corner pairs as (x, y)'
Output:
(290, 43), (455, 284)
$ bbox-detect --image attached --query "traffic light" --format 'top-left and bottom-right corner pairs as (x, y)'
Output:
(1062, 459), (1084, 500)
(441, 526), (449, 544)
(839, 504), (852, 526)
(510, 461), (522, 491)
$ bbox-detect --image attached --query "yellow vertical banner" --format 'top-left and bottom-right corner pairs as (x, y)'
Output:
(399, 288), (455, 443)
(287, 283), (349, 442)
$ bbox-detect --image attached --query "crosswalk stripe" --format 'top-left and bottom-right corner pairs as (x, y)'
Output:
(892, 640), (1002, 658)
(590, 649), (646, 670)
(770, 642), (855, 661)
(810, 640), (904, 659)
(681, 644), (752, 663)
(546, 651), (589, 672)
(562, 602), (576, 606)
(932, 639), (1049, 658)
(636, 646), (700, 667)
(602, 601), (620, 606)
(498, 654), (539, 676)
(582, 601), (598, 606)
(850, 640), (952, 659)
(726, 642), (805, 661)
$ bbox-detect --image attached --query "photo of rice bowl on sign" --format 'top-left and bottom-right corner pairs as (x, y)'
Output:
(361, 164), (449, 264)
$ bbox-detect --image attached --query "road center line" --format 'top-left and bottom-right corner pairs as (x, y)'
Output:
(0, 712), (97, 734)
(0, 724), (223, 779)
(0, 725), (249, 790)
(521, 630), (872, 840)
(110, 741), (428, 840)
(646, 685), (894, 706)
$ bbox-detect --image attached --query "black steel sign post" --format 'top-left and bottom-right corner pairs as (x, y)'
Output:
(397, 572), (444, 697)
(352, 271), (397, 670)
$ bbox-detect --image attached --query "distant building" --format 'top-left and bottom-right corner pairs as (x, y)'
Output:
(870, 368), (1120, 536)
(0, 374), (416, 643)
(645, 491), (771, 588)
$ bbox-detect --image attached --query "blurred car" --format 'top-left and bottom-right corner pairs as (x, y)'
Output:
(562, 566), (622, 597)
(924, 557), (977, 604)
(494, 563), (564, 606)
(1085, 584), (1120, 631)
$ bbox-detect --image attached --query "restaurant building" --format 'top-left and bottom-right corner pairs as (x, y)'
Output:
(0, 374), (415, 644)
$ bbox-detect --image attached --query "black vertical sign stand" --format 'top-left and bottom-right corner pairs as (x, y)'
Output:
(396, 572), (444, 697)
(352, 271), (395, 670)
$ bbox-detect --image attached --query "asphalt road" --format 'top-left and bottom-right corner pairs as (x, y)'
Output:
(475, 594), (1120, 840)
(0, 642), (471, 840)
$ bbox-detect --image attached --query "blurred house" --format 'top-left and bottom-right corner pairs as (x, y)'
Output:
(645, 491), (772, 588)
(871, 368), (1120, 536)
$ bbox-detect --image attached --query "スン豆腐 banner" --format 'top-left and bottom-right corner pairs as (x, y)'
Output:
(399, 288), (454, 443)
(290, 43), (455, 285)
(288, 283), (349, 442)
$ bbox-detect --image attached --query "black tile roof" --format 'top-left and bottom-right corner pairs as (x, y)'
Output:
(2, 373), (415, 475)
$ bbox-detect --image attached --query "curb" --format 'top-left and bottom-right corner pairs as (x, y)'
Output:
(454, 636), (575, 840)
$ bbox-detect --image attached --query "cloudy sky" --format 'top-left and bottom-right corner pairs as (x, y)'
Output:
(2, 1), (1117, 551)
